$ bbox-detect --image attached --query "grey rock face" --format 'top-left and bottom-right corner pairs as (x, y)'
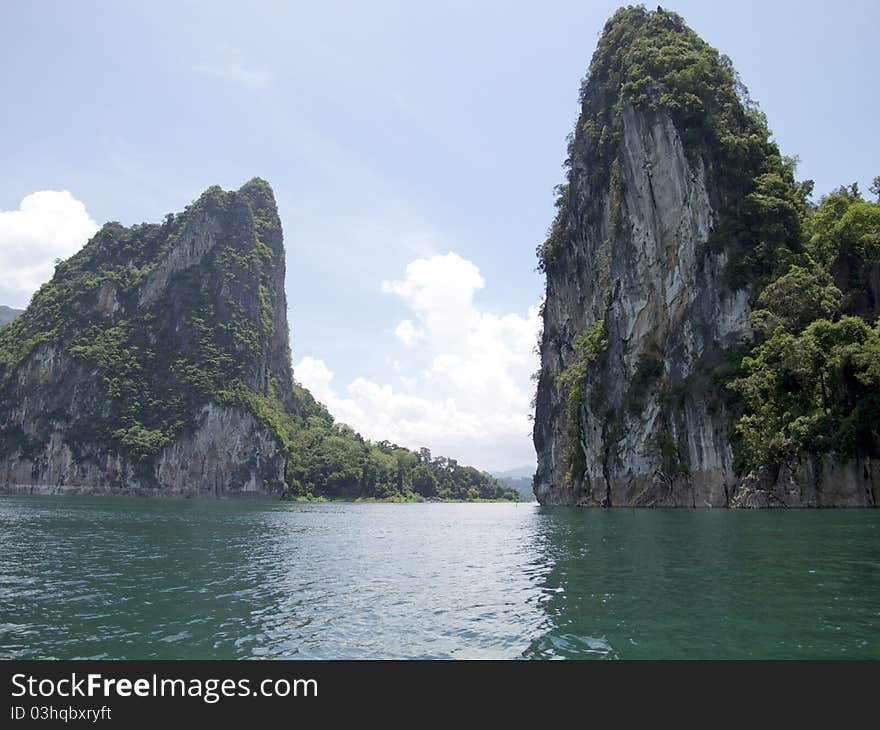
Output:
(729, 456), (878, 508)
(535, 102), (749, 507)
(1, 400), (283, 497)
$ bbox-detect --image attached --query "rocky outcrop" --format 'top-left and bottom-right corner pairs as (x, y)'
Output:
(729, 456), (878, 509)
(0, 179), (297, 497)
(0, 400), (284, 497)
(535, 97), (748, 507)
(532, 7), (875, 508)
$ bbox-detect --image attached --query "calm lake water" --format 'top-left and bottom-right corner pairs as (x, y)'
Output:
(1, 495), (878, 659)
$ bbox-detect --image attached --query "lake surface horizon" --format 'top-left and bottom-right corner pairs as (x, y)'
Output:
(2, 495), (878, 659)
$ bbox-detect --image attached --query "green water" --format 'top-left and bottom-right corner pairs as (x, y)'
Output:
(1, 495), (878, 659)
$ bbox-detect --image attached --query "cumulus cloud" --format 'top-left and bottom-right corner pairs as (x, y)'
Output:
(0, 190), (99, 306)
(382, 252), (486, 343)
(294, 355), (337, 405)
(393, 319), (423, 346)
(295, 252), (541, 472)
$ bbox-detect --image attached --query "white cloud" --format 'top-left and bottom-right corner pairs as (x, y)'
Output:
(295, 252), (542, 472)
(294, 355), (337, 405)
(0, 191), (99, 307)
(381, 252), (485, 343)
(393, 319), (423, 346)
(193, 48), (272, 89)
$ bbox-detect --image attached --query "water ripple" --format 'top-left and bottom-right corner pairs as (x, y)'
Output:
(0, 497), (878, 658)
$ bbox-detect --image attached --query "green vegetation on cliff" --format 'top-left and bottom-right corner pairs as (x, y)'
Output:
(557, 321), (608, 484)
(731, 183), (880, 470)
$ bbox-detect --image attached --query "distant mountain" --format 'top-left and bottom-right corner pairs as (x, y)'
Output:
(492, 467), (535, 501)
(493, 465), (535, 480)
(0, 306), (22, 326)
(500, 477), (534, 501)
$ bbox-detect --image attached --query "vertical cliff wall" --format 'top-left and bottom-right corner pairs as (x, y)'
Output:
(533, 8), (813, 506)
(0, 179), (302, 496)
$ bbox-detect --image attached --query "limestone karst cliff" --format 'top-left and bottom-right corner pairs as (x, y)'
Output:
(0, 179), (307, 496)
(533, 7), (879, 507)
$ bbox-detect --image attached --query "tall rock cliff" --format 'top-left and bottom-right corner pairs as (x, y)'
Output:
(533, 7), (879, 507)
(0, 179), (304, 496)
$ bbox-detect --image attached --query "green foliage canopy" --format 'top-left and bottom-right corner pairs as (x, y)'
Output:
(731, 184), (880, 470)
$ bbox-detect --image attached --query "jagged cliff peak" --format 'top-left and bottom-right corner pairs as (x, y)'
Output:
(539, 5), (801, 284)
(533, 8), (878, 508)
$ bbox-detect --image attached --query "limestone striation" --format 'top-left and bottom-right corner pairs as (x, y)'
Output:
(0, 179), (303, 496)
(532, 8), (877, 507)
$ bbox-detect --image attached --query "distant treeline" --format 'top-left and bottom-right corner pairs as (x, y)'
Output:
(285, 393), (518, 501)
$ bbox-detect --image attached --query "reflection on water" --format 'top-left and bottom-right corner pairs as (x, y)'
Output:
(0, 496), (878, 659)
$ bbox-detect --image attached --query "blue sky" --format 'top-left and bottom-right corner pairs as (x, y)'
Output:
(1, 0), (877, 471)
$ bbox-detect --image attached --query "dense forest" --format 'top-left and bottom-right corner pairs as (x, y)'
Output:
(285, 391), (519, 501)
(730, 179), (880, 472)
